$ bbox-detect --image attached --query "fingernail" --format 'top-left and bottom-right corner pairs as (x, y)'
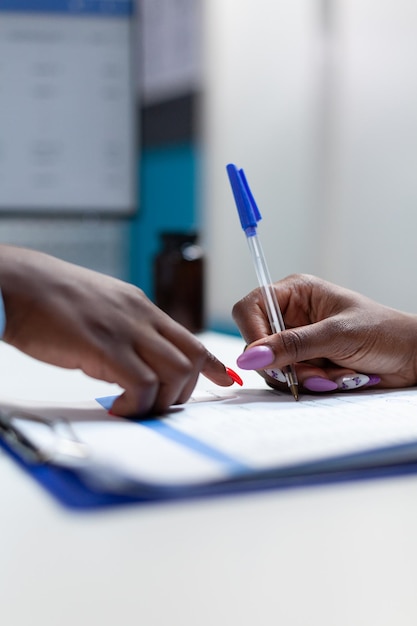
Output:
(236, 345), (275, 370)
(335, 374), (370, 390)
(364, 375), (381, 387)
(304, 376), (338, 392)
(226, 367), (243, 386)
(265, 368), (287, 383)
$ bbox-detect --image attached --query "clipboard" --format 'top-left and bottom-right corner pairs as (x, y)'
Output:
(3, 334), (417, 511)
(3, 432), (417, 511)
(3, 390), (417, 511)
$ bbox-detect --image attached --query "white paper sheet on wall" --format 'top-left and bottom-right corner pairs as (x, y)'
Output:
(0, 2), (136, 213)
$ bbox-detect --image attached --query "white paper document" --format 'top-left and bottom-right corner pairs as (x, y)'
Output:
(2, 335), (417, 497)
(3, 385), (417, 495)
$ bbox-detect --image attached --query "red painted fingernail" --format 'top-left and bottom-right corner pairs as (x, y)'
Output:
(226, 367), (243, 386)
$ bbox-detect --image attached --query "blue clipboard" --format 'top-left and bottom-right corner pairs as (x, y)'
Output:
(3, 433), (417, 512)
(3, 393), (417, 511)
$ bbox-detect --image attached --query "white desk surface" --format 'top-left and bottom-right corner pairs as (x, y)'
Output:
(1, 333), (417, 626)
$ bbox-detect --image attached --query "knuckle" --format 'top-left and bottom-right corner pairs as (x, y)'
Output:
(139, 370), (159, 388)
(185, 339), (208, 365)
(173, 354), (195, 378)
(232, 299), (245, 322)
(232, 289), (261, 321)
(178, 362), (193, 380)
(280, 328), (304, 362)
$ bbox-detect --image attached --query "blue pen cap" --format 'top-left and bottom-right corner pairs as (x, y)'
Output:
(226, 163), (262, 236)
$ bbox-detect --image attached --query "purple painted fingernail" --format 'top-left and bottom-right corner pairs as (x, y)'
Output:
(236, 345), (274, 370)
(335, 374), (373, 390)
(364, 375), (381, 387)
(265, 368), (287, 383)
(304, 376), (338, 392)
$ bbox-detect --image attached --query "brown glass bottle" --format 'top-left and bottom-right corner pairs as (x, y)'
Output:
(153, 232), (205, 333)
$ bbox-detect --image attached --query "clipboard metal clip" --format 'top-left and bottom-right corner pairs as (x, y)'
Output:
(0, 410), (89, 467)
(0, 409), (144, 496)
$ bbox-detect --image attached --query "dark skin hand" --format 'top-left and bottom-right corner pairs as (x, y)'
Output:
(232, 273), (417, 392)
(0, 245), (234, 417)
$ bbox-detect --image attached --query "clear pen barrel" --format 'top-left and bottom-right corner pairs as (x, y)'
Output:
(246, 234), (285, 334)
(246, 234), (299, 394)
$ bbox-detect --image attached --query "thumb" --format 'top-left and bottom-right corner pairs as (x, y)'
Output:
(237, 319), (340, 370)
(109, 386), (158, 418)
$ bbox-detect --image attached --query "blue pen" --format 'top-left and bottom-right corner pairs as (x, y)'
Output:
(226, 163), (299, 401)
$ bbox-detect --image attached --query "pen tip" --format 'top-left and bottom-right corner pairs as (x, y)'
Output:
(291, 385), (299, 401)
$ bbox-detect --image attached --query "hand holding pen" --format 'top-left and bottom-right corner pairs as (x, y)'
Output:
(226, 164), (299, 401)
(226, 165), (388, 397)
(231, 269), (414, 394)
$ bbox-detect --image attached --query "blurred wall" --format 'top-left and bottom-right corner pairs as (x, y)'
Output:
(130, 0), (202, 299)
(322, 0), (417, 313)
(3, 0), (417, 326)
(0, 2), (136, 281)
(201, 0), (417, 332)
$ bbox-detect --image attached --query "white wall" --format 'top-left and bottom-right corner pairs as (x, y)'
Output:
(323, 0), (417, 312)
(202, 0), (321, 331)
(202, 0), (417, 331)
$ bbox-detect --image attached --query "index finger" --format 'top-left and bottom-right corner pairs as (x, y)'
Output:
(232, 273), (357, 346)
(232, 289), (274, 344)
(158, 316), (235, 388)
(232, 275), (316, 343)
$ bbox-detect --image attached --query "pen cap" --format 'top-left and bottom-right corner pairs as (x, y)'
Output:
(226, 164), (262, 236)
